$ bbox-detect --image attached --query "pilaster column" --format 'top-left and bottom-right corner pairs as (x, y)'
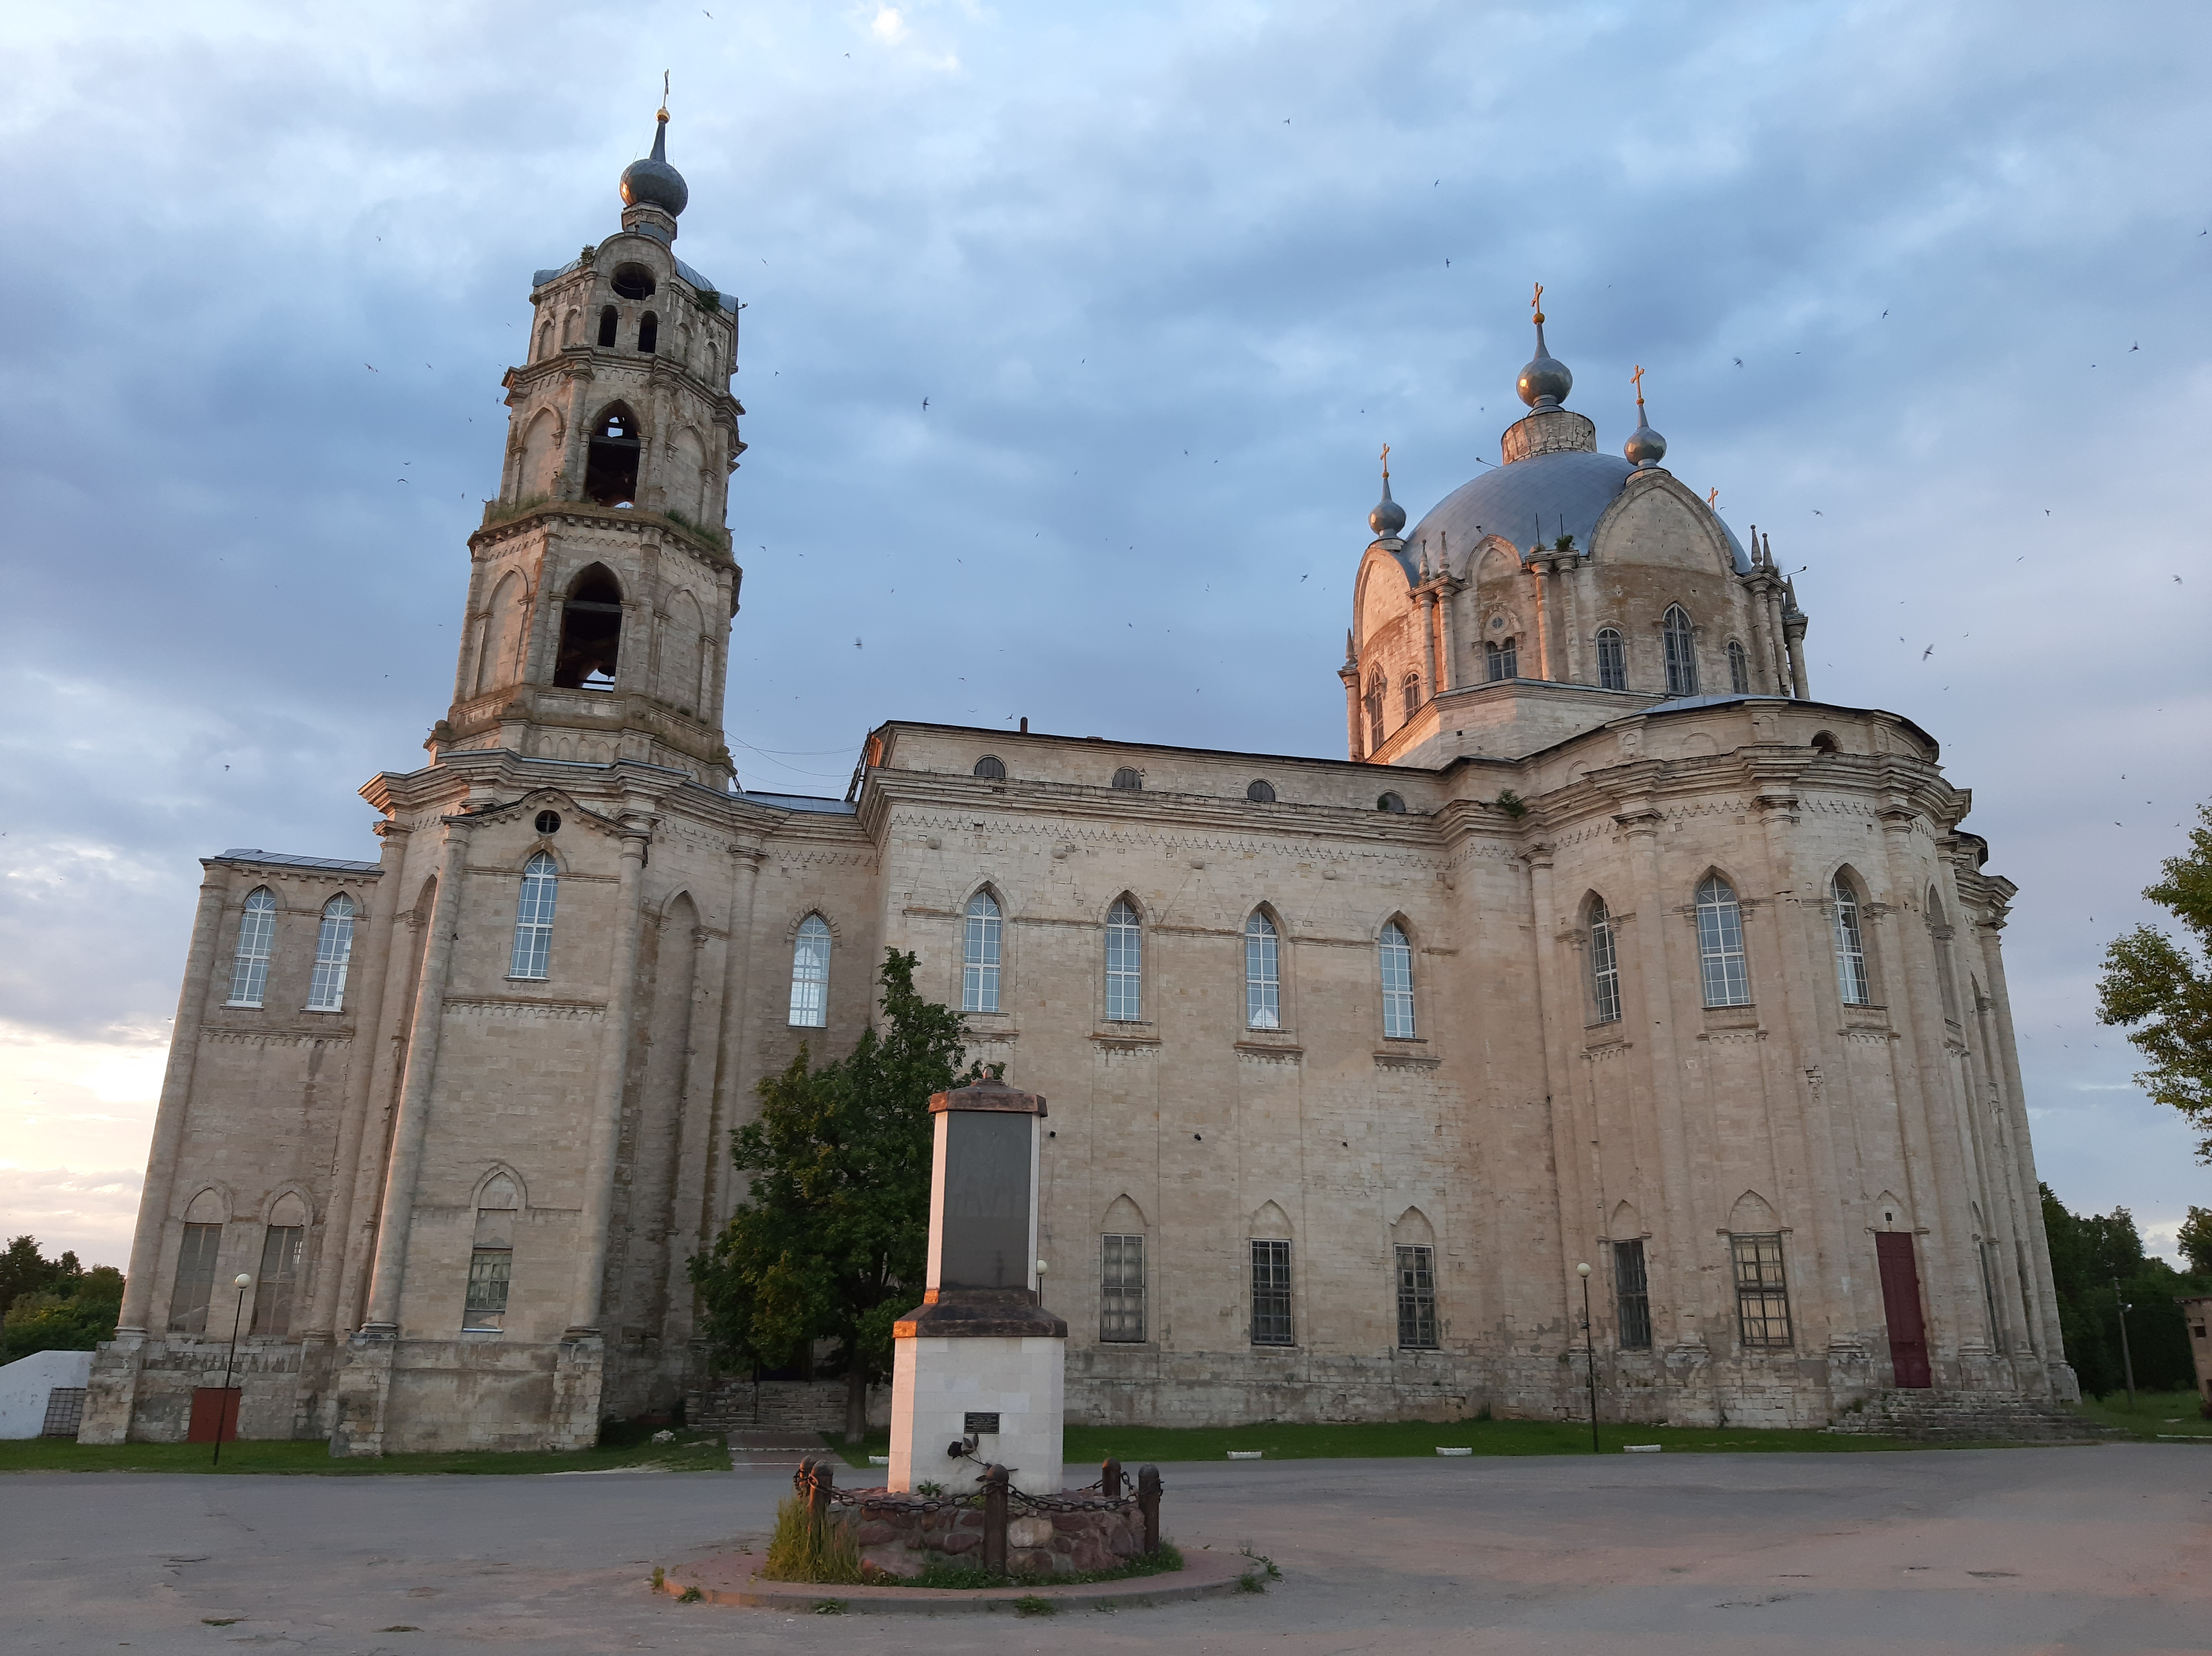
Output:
(361, 815), (477, 1332)
(1526, 840), (1593, 1353)
(568, 810), (654, 1335)
(1765, 586), (1792, 696)
(1420, 588), (1439, 699)
(1785, 613), (1810, 699)
(1436, 585), (1459, 692)
(1973, 911), (2066, 1375)
(1340, 664), (1362, 759)
(1745, 576), (1780, 696)
(699, 845), (766, 1245)
(115, 871), (233, 1335)
(1557, 559), (1583, 685)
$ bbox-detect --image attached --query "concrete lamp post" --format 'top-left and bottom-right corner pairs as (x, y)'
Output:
(1576, 1263), (1599, 1455)
(213, 1272), (252, 1466)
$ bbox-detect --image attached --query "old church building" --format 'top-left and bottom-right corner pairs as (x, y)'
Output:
(83, 114), (2076, 1452)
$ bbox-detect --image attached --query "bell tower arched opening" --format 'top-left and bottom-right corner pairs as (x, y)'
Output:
(583, 404), (641, 506)
(555, 565), (624, 690)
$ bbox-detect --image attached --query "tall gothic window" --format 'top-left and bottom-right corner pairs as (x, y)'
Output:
(168, 1220), (222, 1335)
(1613, 1239), (1652, 1349)
(1695, 874), (1751, 1007)
(962, 891), (1002, 1012)
(1365, 672), (1385, 752)
(306, 893), (357, 1012)
(1485, 638), (1518, 681)
(1588, 897), (1622, 1024)
(1728, 638), (1750, 694)
(1099, 1233), (1145, 1343)
(1395, 1244), (1439, 1349)
(1250, 1239), (1293, 1345)
(1596, 627), (1627, 691)
(1401, 674), (1421, 720)
(1104, 899), (1142, 1022)
(582, 402), (641, 506)
(788, 915), (831, 1027)
(1379, 921), (1416, 1038)
(464, 1175), (520, 1331)
(1244, 911), (1281, 1030)
(1731, 1233), (1794, 1347)
(508, 854), (558, 980)
(1833, 874), (1872, 1006)
(226, 888), (277, 1007)
(252, 1196), (307, 1336)
(1663, 605), (1699, 697)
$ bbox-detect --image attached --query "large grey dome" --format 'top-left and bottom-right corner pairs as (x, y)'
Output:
(620, 116), (689, 217)
(1404, 449), (1750, 571)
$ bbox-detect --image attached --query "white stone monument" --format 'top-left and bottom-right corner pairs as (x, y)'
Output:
(887, 1077), (1067, 1494)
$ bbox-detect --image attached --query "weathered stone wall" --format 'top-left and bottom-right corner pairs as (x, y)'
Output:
(831, 1494), (1145, 1580)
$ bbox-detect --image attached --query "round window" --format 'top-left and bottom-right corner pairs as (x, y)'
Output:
(610, 263), (656, 300)
(535, 810), (562, 835)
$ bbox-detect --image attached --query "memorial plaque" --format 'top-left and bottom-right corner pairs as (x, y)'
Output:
(964, 1411), (1001, 1435)
(939, 1111), (1031, 1289)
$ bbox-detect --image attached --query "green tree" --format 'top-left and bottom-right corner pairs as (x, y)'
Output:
(2178, 1206), (2212, 1277)
(689, 949), (981, 1442)
(0, 1235), (85, 1323)
(1, 1262), (123, 1363)
(2098, 804), (2212, 1159)
(2039, 1185), (2202, 1398)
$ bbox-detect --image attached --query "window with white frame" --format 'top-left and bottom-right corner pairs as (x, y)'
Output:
(1244, 911), (1281, 1030)
(1100, 1233), (1145, 1342)
(1695, 875), (1751, 1007)
(1730, 1232), (1793, 1347)
(1250, 1238), (1293, 1345)
(1596, 627), (1627, 691)
(1379, 921), (1416, 1038)
(788, 914), (831, 1027)
(1485, 638), (1518, 681)
(1663, 605), (1699, 697)
(1104, 899), (1142, 1022)
(1727, 639), (1750, 694)
(1588, 898), (1622, 1024)
(227, 888), (277, 1007)
(508, 853), (558, 980)
(306, 893), (357, 1011)
(1395, 1244), (1438, 1348)
(1832, 874), (1872, 1006)
(962, 891), (1002, 1012)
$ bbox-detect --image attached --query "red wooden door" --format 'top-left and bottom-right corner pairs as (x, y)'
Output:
(1875, 1233), (1932, 1388)
(188, 1387), (241, 1443)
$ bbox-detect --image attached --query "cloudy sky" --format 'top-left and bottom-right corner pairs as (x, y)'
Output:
(2, 0), (2208, 1270)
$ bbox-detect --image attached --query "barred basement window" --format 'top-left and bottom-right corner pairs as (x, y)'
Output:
(1695, 875), (1751, 1007)
(306, 893), (357, 1011)
(1100, 1233), (1145, 1343)
(1832, 874), (1872, 1006)
(1596, 627), (1627, 691)
(962, 891), (1002, 1012)
(1663, 605), (1699, 697)
(508, 853), (558, 980)
(1250, 1239), (1293, 1346)
(1731, 1233), (1793, 1348)
(788, 914), (831, 1027)
(1244, 911), (1280, 1030)
(1613, 1238), (1652, 1349)
(1588, 898), (1621, 1024)
(1379, 922), (1416, 1038)
(169, 1222), (222, 1335)
(1104, 899), (1142, 1022)
(1395, 1244), (1438, 1348)
(227, 888), (277, 1007)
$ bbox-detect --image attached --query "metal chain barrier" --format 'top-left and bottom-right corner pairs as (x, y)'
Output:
(794, 1457), (1158, 1517)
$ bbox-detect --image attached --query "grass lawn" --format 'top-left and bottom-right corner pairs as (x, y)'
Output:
(2073, 1388), (2212, 1439)
(0, 1432), (731, 1476)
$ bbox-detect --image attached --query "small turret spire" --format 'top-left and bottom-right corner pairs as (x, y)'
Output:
(1624, 363), (1668, 468)
(1515, 282), (1573, 409)
(1368, 443), (1406, 540)
(620, 78), (690, 224)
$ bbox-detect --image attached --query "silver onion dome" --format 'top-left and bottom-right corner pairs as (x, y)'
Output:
(1369, 467), (1406, 539)
(1625, 414), (1667, 467)
(620, 112), (689, 217)
(1516, 312), (1572, 409)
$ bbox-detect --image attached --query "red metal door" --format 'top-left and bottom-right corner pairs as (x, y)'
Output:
(1875, 1232), (1932, 1388)
(187, 1387), (241, 1443)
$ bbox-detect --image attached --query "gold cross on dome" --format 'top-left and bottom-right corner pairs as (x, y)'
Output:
(1380, 442), (1391, 479)
(1531, 282), (1545, 323)
(1631, 364), (1646, 404)
(1707, 487), (1719, 507)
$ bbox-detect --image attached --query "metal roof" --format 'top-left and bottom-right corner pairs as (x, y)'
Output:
(1405, 449), (1751, 574)
(739, 792), (858, 815)
(213, 849), (382, 874)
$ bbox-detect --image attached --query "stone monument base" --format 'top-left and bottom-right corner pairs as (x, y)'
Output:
(834, 1495), (1141, 1579)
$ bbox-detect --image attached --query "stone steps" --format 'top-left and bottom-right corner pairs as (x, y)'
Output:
(1826, 1390), (2121, 1442)
(726, 1427), (834, 1470)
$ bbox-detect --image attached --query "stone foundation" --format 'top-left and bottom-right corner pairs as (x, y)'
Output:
(830, 1492), (1144, 1581)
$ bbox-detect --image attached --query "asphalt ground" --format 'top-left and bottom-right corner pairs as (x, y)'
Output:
(7, 1443), (2207, 1653)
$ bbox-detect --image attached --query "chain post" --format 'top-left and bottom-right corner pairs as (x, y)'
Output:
(1137, 1463), (1162, 1554)
(981, 1464), (1010, 1573)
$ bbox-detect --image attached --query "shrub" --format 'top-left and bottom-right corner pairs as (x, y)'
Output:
(760, 1495), (863, 1585)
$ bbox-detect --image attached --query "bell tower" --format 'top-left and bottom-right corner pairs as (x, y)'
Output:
(435, 106), (746, 785)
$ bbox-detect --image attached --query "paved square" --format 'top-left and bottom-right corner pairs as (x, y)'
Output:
(7, 1445), (2207, 1654)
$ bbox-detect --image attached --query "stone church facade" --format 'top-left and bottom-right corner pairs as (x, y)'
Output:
(83, 117), (2075, 1452)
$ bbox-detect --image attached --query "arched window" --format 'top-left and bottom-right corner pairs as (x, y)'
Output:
(1377, 791), (1406, 814)
(1596, 627), (1626, 691)
(637, 310), (659, 354)
(788, 915), (831, 1027)
(1246, 779), (1275, 803)
(1104, 899), (1142, 1022)
(1379, 922), (1416, 1037)
(227, 888), (277, 1007)
(1365, 672), (1385, 752)
(1111, 767), (1142, 791)
(1727, 639), (1750, 694)
(509, 853), (558, 980)
(306, 893), (358, 1012)
(464, 1174), (519, 1331)
(973, 755), (1005, 781)
(596, 305), (618, 347)
(1485, 638), (1518, 681)
(1663, 605), (1699, 697)
(962, 891), (1002, 1012)
(1244, 911), (1280, 1030)
(1588, 897), (1621, 1024)
(1695, 875), (1750, 1007)
(252, 1193), (308, 1336)
(1402, 674), (1422, 719)
(1832, 875), (1871, 1006)
(583, 402), (641, 506)
(554, 565), (623, 689)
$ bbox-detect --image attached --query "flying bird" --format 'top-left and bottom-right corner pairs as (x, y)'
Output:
(365, 363), (378, 371)
(2131, 342), (2139, 351)
(1922, 646), (1934, 660)
(922, 397), (929, 411)
(1732, 357), (1743, 367)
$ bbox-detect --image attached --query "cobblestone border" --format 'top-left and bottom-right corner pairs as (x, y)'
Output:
(653, 1546), (1248, 1614)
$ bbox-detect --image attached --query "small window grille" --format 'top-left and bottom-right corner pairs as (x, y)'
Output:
(1596, 627), (1626, 691)
(1245, 779), (1275, 803)
(251, 1224), (303, 1336)
(1100, 1233), (1145, 1342)
(1244, 911), (1280, 1030)
(1104, 899), (1142, 1022)
(962, 891), (1002, 1012)
(1395, 1244), (1438, 1348)
(788, 914), (831, 1027)
(1663, 605), (1699, 697)
(306, 893), (357, 1012)
(1695, 875), (1752, 1007)
(1727, 639), (1750, 694)
(1832, 876), (1871, 1006)
(973, 755), (1006, 780)
(1613, 1238), (1652, 1349)
(1250, 1239), (1293, 1346)
(40, 1387), (87, 1438)
(168, 1222), (222, 1335)
(1730, 1233), (1793, 1348)
(1379, 922), (1416, 1038)
(508, 853), (558, 980)
(1111, 767), (1142, 791)
(227, 888), (277, 1007)
(1588, 899), (1621, 1024)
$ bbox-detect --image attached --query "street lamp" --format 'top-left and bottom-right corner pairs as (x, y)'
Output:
(212, 1272), (252, 1467)
(2113, 1276), (2138, 1412)
(1576, 1262), (1599, 1455)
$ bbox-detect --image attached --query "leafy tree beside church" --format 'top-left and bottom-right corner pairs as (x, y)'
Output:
(0, 1235), (124, 1363)
(2098, 803), (2212, 1159)
(2038, 1187), (2202, 1397)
